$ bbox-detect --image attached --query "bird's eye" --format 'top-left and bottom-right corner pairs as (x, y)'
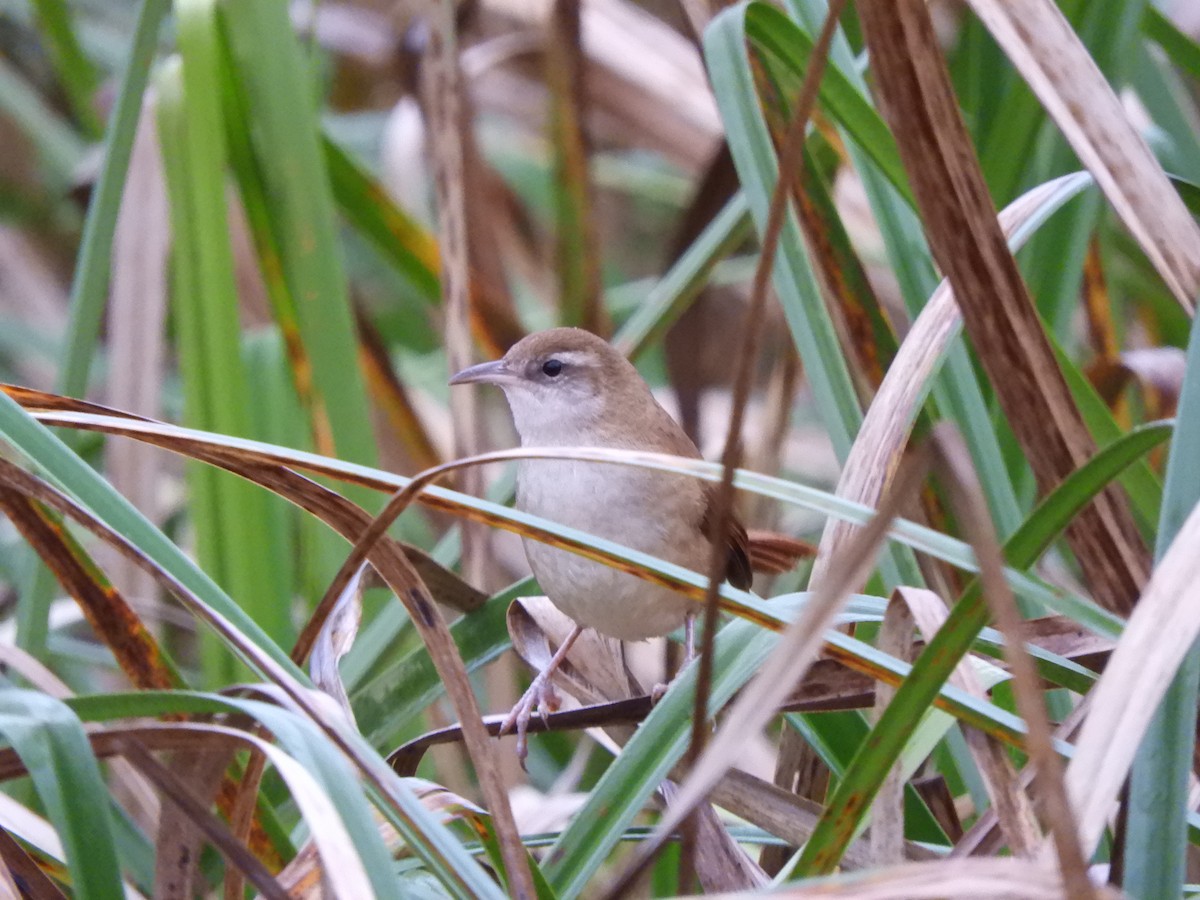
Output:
(542, 359), (563, 377)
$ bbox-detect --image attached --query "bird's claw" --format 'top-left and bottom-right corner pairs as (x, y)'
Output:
(499, 671), (562, 767)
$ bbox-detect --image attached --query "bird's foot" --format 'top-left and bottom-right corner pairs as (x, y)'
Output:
(499, 671), (562, 766)
(499, 624), (584, 767)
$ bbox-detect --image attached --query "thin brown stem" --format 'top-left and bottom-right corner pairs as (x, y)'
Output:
(934, 426), (1094, 899)
(680, 0), (848, 888)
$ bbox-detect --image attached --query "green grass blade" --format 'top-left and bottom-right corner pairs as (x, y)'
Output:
(31, 412), (1120, 633)
(55, 0), (170, 400)
(160, 2), (292, 675)
(0, 395), (302, 681)
(744, 3), (912, 206)
(789, 710), (950, 846)
(1125, 306), (1200, 894)
(69, 690), (504, 899)
(217, 0), (379, 476)
(612, 191), (752, 359)
(0, 688), (122, 900)
(323, 135), (441, 304)
(792, 420), (1170, 873)
(705, 4), (862, 460)
(1143, 6), (1200, 83)
(27, 0), (102, 137)
(19, 0), (170, 660)
(353, 582), (519, 748)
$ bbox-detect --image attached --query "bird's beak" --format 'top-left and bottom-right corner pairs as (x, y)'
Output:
(449, 358), (514, 386)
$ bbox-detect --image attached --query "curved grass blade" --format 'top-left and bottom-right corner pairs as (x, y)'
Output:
(68, 690), (505, 900)
(0, 487), (183, 689)
(0, 393), (302, 680)
(0, 689), (122, 900)
(792, 420), (1170, 873)
(353, 581), (521, 748)
(21, 406), (1117, 633)
(5, 399), (1064, 748)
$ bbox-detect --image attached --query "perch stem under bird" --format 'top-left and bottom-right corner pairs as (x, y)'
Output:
(450, 328), (809, 763)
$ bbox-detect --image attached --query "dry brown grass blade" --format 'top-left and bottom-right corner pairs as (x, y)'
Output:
(933, 428), (1092, 896)
(104, 98), (170, 605)
(953, 694), (1094, 859)
(118, 737), (287, 900)
(1081, 238), (1120, 365)
(712, 768), (940, 871)
(856, 0), (1148, 618)
(809, 172), (1090, 582)
(0, 824), (65, 899)
(308, 562), (367, 723)
(1057, 494), (1200, 859)
(896, 587), (1040, 857)
(0, 421), (493, 889)
(423, 30), (505, 828)
(155, 737), (237, 899)
(967, 0), (1200, 310)
(0, 479), (178, 691)
(298, 478), (531, 892)
(708, 857), (1095, 900)
(871, 595), (915, 864)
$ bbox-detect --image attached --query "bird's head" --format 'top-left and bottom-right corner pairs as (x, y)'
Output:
(449, 328), (648, 444)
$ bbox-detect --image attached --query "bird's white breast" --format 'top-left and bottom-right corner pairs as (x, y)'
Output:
(517, 459), (705, 641)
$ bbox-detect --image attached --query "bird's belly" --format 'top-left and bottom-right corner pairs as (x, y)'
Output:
(518, 460), (704, 641)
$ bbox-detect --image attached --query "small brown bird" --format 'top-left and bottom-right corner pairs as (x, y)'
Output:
(451, 328), (804, 759)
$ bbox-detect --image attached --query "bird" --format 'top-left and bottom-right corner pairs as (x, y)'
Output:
(450, 327), (806, 761)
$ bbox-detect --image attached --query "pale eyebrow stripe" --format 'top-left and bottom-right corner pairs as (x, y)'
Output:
(549, 351), (592, 366)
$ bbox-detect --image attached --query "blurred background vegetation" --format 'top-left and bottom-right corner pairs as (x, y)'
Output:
(0, 0), (1198, 896)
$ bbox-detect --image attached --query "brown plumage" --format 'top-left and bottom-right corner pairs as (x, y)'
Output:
(450, 327), (807, 758)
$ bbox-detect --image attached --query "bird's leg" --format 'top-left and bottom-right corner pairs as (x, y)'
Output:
(650, 613), (698, 704)
(500, 624), (585, 766)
